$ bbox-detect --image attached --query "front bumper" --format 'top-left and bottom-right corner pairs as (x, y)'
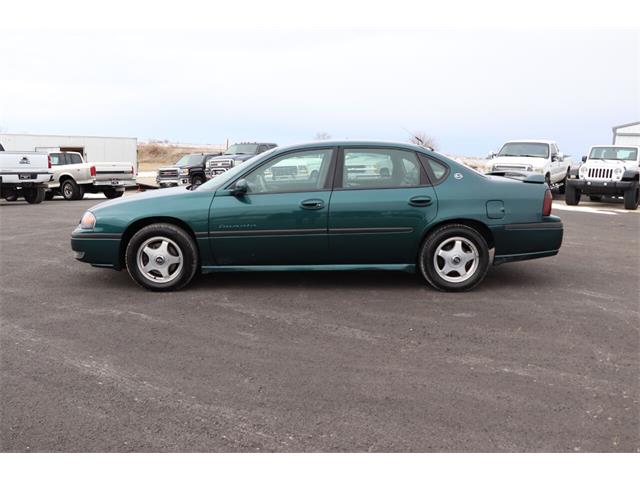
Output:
(567, 178), (634, 195)
(205, 167), (230, 178)
(491, 216), (563, 265)
(156, 175), (190, 186)
(71, 230), (122, 269)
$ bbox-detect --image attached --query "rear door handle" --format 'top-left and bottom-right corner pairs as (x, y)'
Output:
(300, 199), (325, 210)
(408, 195), (432, 207)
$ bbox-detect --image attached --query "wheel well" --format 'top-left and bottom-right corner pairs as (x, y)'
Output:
(119, 216), (199, 268)
(58, 174), (75, 185)
(420, 219), (495, 250)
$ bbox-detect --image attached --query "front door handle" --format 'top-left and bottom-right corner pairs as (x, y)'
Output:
(408, 195), (432, 207)
(299, 199), (325, 210)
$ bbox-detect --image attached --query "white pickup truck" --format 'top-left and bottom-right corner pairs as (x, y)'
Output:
(47, 151), (136, 200)
(565, 145), (639, 210)
(0, 142), (51, 203)
(486, 139), (571, 191)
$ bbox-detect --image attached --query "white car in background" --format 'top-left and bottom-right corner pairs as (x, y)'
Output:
(486, 139), (571, 190)
(565, 145), (639, 210)
(48, 151), (136, 200)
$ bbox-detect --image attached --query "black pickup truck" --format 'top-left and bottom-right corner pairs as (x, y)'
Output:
(156, 152), (220, 188)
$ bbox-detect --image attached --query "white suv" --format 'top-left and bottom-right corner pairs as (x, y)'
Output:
(565, 145), (639, 210)
(486, 139), (570, 190)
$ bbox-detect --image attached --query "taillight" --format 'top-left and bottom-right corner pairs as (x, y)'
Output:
(542, 188), (552, 216)
(90, 165), (96, 177)
(47, 155), (52, 169)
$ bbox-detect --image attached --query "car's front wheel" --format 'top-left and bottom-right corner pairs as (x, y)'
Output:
(125, 223), (199, 291)
(419, 224), (490, 292)
(623, 183), (639, 210)
(61, 179), (84, 200)
(565, 182), (580, 205)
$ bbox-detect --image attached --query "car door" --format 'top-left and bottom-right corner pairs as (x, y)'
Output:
(209, 147), (336, 266)
(328, 147), (438, 264)
(66, 153), (87, 182)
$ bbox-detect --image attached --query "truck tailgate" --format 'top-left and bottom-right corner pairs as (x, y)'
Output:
(93, 162), (136, 181)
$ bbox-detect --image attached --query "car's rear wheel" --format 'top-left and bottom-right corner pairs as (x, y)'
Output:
(45, 190), (54, 200)
(104, 188), (124, 199)
(565, 182), (580, 205)
(23, 187), (45, 204)
(623, 183), (639, 210)
(419, 224), (490, 292)
(61, 179), (84, 200)
(125, 223), (199, 291)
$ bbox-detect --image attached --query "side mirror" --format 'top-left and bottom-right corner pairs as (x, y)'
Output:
(581, 155), (587, 163)
(232, 178), (248, 196)
(551, 154), (560, 162)
(487, 151), (496, 159)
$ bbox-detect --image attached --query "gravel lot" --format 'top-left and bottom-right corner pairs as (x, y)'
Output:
(1, 194), (638, 452)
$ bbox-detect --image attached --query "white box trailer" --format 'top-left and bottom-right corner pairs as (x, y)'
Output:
(0, 133), (138, 174)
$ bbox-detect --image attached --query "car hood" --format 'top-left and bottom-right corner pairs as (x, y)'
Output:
(212, 154), (254, 162)
(489, 156), (547, 165)
(90, 186), (192, 212)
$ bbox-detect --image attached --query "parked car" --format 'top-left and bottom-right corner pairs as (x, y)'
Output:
(565, 145), (639, 210)
(0, 142), (51, 203)
(47, 151), (136, 200)
(71, 140), (563, 292)
(486, 139), (571, 191)
(156, 153), (219, 189)
(205, 142), (277, 178)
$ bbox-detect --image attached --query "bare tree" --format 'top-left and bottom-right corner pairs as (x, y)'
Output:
(314, 132), (331, 140)
(408, 131), (438, 150)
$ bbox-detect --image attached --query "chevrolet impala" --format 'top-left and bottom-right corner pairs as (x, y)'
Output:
(71, 141), (563, 291)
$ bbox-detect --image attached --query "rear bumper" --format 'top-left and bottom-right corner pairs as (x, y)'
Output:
(71, 231), (122, 269)
(567, 178), (635, 195)
(93, 179), (137, 187)
(491, 216), (563, 265)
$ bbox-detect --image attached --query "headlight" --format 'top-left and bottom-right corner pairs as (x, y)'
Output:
(614, 168), (623, 179)
(79, 211), (96, 230)
(179, 168), (189, 175)
(579, 166), (588, 178)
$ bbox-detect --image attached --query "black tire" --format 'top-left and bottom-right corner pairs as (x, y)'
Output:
(545, 173), (551, 187)
(191, 175), (205, 189)
(5, 193), (17, 202)
(419, 224), (490, 292)
(125, 223), (199, 292)
(623, 183), (639, 210)
(61, 179), (83, 200)
(565, 182), (580, 205)
(589, 195), (602, 202)
(45, 190), (54, 201)
(104, 189), (124, 199)
(23, 187), (45, 204)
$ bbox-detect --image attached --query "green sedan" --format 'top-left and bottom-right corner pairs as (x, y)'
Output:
(71, 141), (563, 292)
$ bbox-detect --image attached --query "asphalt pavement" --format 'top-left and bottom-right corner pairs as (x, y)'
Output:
(1, 194), (638, 452)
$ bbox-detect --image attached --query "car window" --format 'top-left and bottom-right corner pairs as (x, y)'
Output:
(342, 148), (422, 189)
(426, 157), (448, 181)
(50, 153), (64, 166)
(67, 153), (83, 164)
(243, 149), (333, 194)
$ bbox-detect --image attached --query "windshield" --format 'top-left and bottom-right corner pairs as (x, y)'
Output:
(224, 144), (259, 155)
(497, 142), (549, 158)
(175, 154), (203, 167)
(198, 150), (273, 192)
(589, 147), (637, 162)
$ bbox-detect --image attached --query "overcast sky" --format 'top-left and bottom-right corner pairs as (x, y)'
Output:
(0, 27), (638, 156)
